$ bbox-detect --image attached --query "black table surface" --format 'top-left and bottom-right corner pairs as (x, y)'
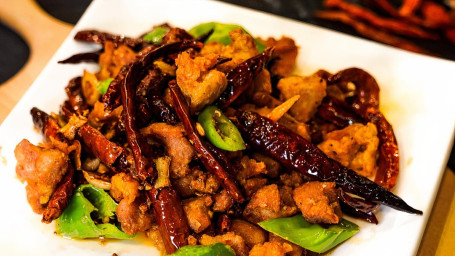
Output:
(1, 0), (454, 169)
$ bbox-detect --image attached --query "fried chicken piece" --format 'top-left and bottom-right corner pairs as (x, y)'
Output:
(116, 197), (154, 236)
(236, 156), (267, 180)
(183, 196), (214, 233)
(280, 171), (305, 189)
(243, 184), (297, 223)
(87, 101), (122, 129)
(277, 73), (327, 122)
(249, 241), (293, 256)
(212, 189), (234, 212)
(189, 169), (220, 195)
(252, 153), (281, 178)
(141, 123), (195, 178)
(145, 225), (166, 255)
(242, 177), (268, 199)
(293, 181), (342, 224)
(15, 139), (69, 213)
(262, 36), (298, 77)
(318, 123), (379, 177)
(269, 233), (306, 256)
(98, 40), (136, 80)
(110, 172), (140, 204)
(199, 232), (249, 256)
(175, 52), (228, 112)
(201, 28), (259, 72)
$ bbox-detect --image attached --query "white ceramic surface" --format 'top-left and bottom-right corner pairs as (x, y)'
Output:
(1, 0), (455, 255)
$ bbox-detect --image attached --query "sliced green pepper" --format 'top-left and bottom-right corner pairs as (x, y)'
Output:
(198, 105), (246, 151)
(259, 215), (359, 253)
(96, 78), (114, 95)
(188, 22), (266, 53)
(169, 243), (236, 256)
(56, 184), (134, 239)
(143, 26), (169, 44)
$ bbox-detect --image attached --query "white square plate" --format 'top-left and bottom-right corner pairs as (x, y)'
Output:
(1, 0), (454, 255)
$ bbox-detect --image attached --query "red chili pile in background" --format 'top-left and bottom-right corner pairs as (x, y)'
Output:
(316, 0), (455, 55)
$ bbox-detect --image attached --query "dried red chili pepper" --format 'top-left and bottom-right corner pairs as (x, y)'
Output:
(317, 96), (364, 128)
(328, 68), (399, 190)
(216, 48), (273, 109)
(121, 61), (153, 181)
(63, 77), (88, 117)
(324, 0), (438, 39)
(135, 69), (177, 125)
(169, 81), (245, 203)
(338, 188), (378, 224)
(399, 0), (422, 16)
(446, 28), (455, 45)
(420, 1), (452, 28)
(314, 11), (432, 55)
(31, 107), (68, 145)
(103, 40), (203, 110)
(42, 163), (75, 223)
(58, 50), (101, 64)
(74, 30), (145, 49)
(236, 111), (422, 215)
(78, 124), (124, 168)
(148, 187), (190, 254)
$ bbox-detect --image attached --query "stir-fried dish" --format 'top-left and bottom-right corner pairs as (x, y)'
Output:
(14, 22), (422, 255)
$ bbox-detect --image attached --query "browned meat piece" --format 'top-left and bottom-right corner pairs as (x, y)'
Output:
(15, 139), (69, 213)
(162, 27), (194, 44)
(116, 197), (154, 236)
(212, 189), (234, 212)
(173, 174), (197, 197)
(230, 219), (267, 248)
(241, 103), (311, 141)
(145, 224), (167, 255)
(190, 169), (220, 195)
(175, 52), (228, 112)
(201, 29), (259, 73)
(280, 171), (305, 188)
(252, 153), (281, 178)
(98, 40), (136, 80)
(269, 233), (306, 256)
(236, 156), (267, 180)
(246, 69), (272, 97)
(249, 241), (293, 256)
(243, 184), (297, 223)
(262, 36), (298, 77)
(183, 196), (214, 233)
(279, 186), (297, 209)
(141, 123), (195, 178)
(318, 123), (379, 178)
(277, 73), (327, 122)
(173, 168), (221, 197)
(293, 181), (342, 224)
(199, 232), (249, 256)
(278, 114), (311, 141)
(59, 114), (87, 140)
(243, 177), (267, 199)
(110, 172), (140, 204)
(81, 70), (100, 106)
(87, 101), (122, 130)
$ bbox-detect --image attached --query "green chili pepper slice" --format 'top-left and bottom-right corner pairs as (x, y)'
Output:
(97, 78), (114, 95)
(188, 22), (266, 53)
(259, 215), (359, 253)
(56, 184), (134, 239)
(198, 105), (246, 151)
(169, 243), (236, 256)
(143, 26), (169, 44)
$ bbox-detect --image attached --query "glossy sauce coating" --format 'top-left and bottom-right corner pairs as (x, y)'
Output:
(236, 111), (422, 214)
